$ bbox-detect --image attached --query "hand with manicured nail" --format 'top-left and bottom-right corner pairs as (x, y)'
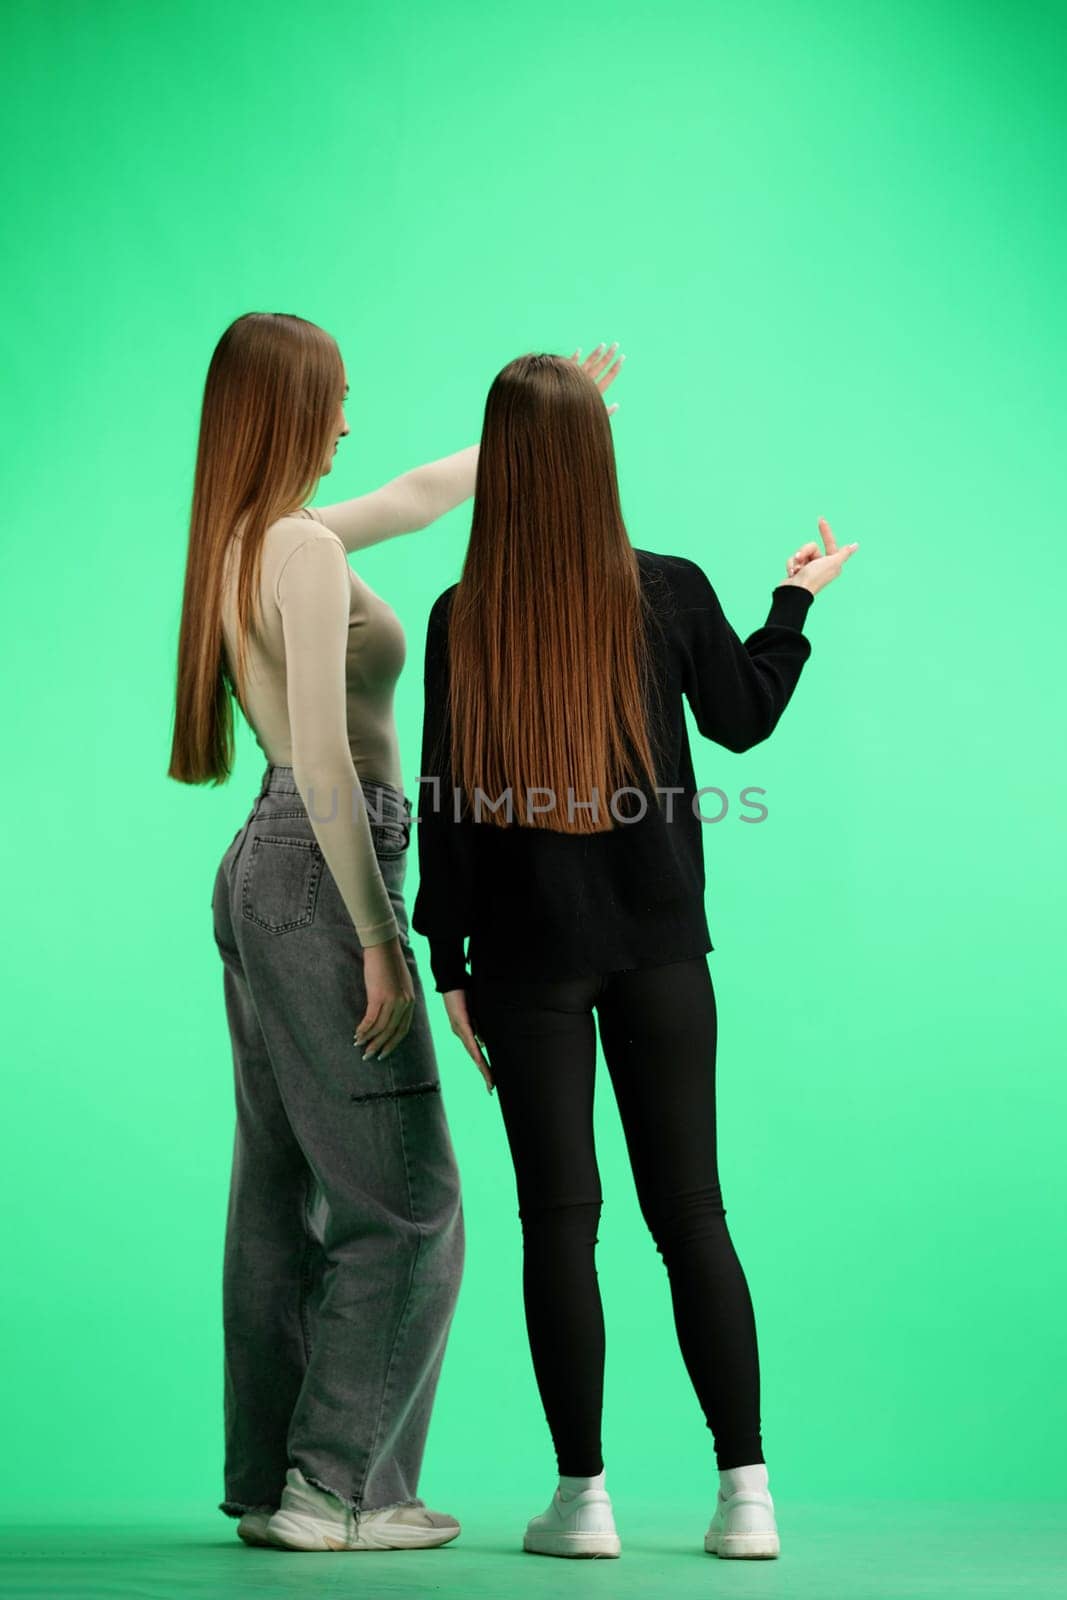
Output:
(784, 517), (859, 595)
(441, 987), (494, 1094)
(570, 341), (625, 415)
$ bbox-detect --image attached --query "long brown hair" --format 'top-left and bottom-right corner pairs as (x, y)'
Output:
(442, 353), (665, 834)
(167, 312), (344, 785)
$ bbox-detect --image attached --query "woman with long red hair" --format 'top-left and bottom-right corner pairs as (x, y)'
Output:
(168, 314), (619, 1553)
(412, 352), (858, 1561)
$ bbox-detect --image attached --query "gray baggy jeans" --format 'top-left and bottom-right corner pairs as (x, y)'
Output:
(210, 763), (465, 1519)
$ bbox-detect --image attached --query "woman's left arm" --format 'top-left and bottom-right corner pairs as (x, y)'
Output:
(410, 588), (475, 995)
(309, 443), (479, 554)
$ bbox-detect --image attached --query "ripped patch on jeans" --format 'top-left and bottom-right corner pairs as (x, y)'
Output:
(349, 1080), (442, 1104)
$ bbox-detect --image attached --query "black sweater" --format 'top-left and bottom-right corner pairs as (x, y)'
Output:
(410, 550), (815, 993)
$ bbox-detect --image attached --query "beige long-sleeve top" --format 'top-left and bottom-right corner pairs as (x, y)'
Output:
(220, 445), (477, 947)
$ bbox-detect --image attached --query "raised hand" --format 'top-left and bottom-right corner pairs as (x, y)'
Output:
(784, 517), (859, 595)
(570, 341), (625, 415)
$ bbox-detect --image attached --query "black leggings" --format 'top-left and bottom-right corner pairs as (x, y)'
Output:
(468, 956), (764, 1476)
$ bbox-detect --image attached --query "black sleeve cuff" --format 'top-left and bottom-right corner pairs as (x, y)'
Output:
(767, 582), (815, 631)
(429, 935), (469, 994)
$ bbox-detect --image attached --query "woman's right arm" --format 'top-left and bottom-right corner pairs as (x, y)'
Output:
(307, 444), (479, 554)
(673, 557), (816, 754)
(674, 521), (857, 753)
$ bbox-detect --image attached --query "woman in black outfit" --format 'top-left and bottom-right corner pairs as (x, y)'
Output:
(411, 350), (858, 1561)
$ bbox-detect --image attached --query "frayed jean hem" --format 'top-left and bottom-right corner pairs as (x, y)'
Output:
(219, 1499), (271, 1519)
(218, 1487), (428, 1521)
(301, 1468), (428, 1518)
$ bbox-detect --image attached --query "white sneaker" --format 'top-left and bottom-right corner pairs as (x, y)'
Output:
(523, 1484), (621, 1558)
(236, 1506), (276, 1546)
(266, 1467), (460, 1551)
(704, 1481), (780, 1559)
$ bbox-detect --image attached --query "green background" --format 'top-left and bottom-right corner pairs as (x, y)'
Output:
(2, 0), (1065, 1536)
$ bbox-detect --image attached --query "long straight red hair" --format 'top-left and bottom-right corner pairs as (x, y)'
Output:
(440, 353), (665, 834)
(168, 312), (344, 786)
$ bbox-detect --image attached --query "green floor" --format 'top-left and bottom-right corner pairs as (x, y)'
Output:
(1, 1500), (1063, 1600)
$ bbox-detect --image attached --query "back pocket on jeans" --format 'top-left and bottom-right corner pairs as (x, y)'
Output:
(241, 835), (324, 934)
